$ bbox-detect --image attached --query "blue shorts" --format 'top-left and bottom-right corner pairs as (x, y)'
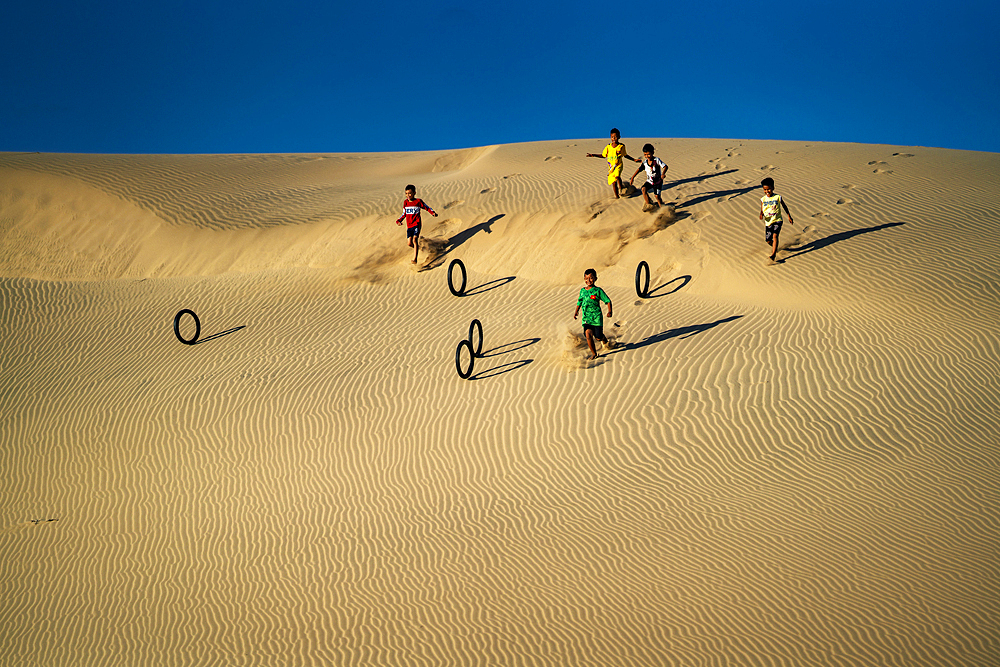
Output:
(407, 224), (421, 239)
(765, 222), (782, 244)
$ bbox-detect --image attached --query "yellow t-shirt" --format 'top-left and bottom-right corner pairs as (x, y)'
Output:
(602, 143), (626, 170)
(602, 143), (626, 183)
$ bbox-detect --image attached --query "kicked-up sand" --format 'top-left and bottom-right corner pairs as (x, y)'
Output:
(1, 139), (998, 665)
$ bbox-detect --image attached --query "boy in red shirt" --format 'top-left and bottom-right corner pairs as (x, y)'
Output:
(395, 184), (438, 264)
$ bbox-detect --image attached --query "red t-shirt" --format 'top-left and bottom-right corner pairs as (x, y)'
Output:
(396, 198), (436, 228)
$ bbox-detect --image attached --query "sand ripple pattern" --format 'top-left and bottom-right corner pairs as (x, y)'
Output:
(2, 141), (999, 666)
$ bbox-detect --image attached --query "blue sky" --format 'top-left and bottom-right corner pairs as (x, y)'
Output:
(3, 1), (998, 154)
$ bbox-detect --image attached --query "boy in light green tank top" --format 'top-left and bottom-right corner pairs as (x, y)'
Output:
(760, 177), (794, 262)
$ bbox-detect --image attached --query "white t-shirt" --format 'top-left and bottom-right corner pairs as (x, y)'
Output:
(642, 157), (667, 184)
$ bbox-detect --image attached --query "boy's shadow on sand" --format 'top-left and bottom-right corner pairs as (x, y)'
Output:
(423, 214), (505, 270)
(664, 169), (739, 192)
(623, 169), (741, 200)
(782, 222), (905, 261)
(469, 338), (539, 380)
(608, 315), (743, 354)
(676, 184), (758, 209)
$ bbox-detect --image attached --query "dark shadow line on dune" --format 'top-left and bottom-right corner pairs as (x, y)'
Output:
(646, 275), (692, 298)
(782, 222), (905, 261)
(676, 185), (758, 209)
(469, 358), (534, 380)
(609, 315), (743, 354)
(194, 326), (246, 344)
(663, 169), (739, 191)
(480, 338), (540, 358)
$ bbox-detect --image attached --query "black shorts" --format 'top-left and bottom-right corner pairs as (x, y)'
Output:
(407, 224), (421, 239)
(643, 180), (663, 195)
(583, 323), (606, 340)
(765, 222), (782, 244)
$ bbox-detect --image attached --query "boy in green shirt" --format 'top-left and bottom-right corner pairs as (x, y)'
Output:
(573, 268), (616, 360)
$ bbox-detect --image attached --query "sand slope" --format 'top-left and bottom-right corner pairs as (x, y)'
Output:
(1, 140), (999, 666)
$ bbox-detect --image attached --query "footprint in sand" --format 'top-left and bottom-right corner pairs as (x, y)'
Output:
(480, 187), (496, 194)
(442, 200), (464, 209)
(868, 160), (888, 165)
(759, 165), (776, 171)
(544, 156), (562, 162)
(727, 151), (741, 157)
(893, 152), (915, 158)
(714, 163), (727, 170)
(587, 201), (609, 220)
(841, 184), (856, 189)
(503, 173), (520, 179)
(811, 212), (830, 218)
(873, 168), (894, 174)
(836, 198), (855, 205)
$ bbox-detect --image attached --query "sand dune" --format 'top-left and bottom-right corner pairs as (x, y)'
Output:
(1, 140), (998, 666)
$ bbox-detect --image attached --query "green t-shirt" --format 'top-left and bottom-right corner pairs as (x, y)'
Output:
(578, 286), (611, 326)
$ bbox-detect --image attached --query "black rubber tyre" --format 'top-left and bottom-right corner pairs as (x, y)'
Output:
(448, 259), (467, 296)
(635, 261), (650, 298)
(455, 339), (475, 379)
(174, 309), (201, 345)
(468, 319), (484, 357)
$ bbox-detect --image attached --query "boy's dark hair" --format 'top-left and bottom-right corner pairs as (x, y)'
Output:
(642, 143), (655, 154)
(405, 184), (416, 192)
(761, 177), (775, 188)
(610, 128), (620, 137)
(584, 268), (597, 279)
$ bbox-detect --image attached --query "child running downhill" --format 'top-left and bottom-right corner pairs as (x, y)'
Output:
(629, 143), (669, 210)
(586, 128), (640, 199)
(573, 268), (617, 360)
(396, 184), (437, 264)
(759, 177), (794, 262)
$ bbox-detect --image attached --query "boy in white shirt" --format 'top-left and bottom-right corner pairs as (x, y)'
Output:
(629, 143), (669, 209)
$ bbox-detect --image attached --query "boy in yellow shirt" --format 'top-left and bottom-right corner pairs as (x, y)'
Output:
(586, 128), (639, 198)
